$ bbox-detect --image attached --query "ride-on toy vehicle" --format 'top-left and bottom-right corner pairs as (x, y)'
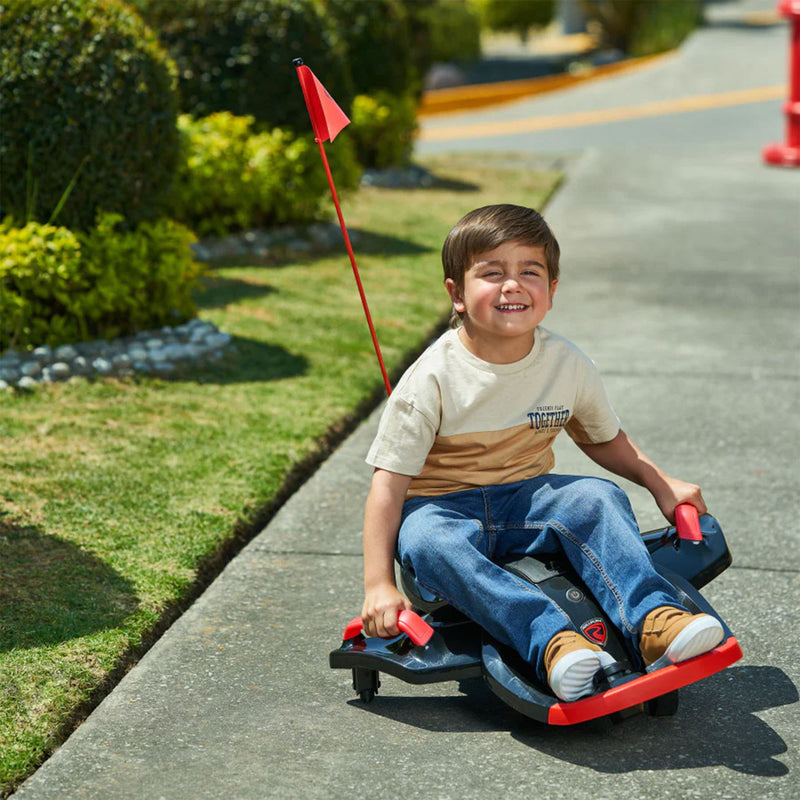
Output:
(329, 504), (742, 725)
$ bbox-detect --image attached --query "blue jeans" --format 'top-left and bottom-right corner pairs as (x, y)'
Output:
(397, 474), (686, 682)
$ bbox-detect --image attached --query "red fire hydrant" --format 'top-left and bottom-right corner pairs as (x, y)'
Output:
(763, 0), (800, 166)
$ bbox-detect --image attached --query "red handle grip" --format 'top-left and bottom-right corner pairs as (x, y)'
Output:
(342, 609), (434, 646)
(675, 503), (703, 542)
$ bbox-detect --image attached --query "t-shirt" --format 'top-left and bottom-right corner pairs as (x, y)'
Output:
(366, 327), (620, 498)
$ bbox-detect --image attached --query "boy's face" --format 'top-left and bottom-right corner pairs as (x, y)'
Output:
(445, 240), (558, 363)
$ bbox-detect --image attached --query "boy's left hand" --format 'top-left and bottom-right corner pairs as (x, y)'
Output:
(652, 477), (707, 523)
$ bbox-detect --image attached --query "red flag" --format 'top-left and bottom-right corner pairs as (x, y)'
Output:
(293, 58), (392, 397)
(295, 64), (350, 143)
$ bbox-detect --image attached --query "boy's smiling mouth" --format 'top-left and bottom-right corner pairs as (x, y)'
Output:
(496, 303), (528, 312)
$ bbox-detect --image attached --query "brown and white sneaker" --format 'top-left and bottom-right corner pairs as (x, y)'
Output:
(640, 606), (724, 669)
(545, 630), (612, 702)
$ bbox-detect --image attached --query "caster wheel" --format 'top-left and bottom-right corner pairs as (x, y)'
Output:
(352, 668), (380, 703)
(645, 690), (679, 717)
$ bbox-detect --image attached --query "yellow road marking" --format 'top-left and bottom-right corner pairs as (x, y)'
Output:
(419, 84), (787, 142)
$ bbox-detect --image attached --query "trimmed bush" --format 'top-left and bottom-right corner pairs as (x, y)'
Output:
(132, 0), (353, 132)
(1, 215), (201, 351)
(324, 0), (418, 96)
(0, 0), (180, 232)
(349, 93), (418, 170)
(171, 113), (361, 238)
(474, 0), (555, 42)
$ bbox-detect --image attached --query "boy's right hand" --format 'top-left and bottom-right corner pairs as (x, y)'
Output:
(361, 583), (412, 639)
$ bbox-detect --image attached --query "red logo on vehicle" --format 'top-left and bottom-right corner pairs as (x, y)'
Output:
(581, 619), (607, 646)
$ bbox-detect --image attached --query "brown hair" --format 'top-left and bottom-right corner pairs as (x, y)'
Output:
(442, 203), (560, 286)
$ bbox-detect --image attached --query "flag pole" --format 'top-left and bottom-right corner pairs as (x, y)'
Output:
(293, 58), (392, 397)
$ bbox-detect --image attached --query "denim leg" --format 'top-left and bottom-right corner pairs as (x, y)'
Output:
(399, 476), (686, 682)
(398, 490), (574, 681)
(488, 475), (687, 646)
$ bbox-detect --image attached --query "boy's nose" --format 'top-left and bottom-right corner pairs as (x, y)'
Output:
(502, 277), (522, 291)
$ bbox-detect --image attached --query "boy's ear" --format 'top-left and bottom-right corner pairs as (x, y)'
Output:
(445, 278), (465, 312)
(548, 279), (558, 309)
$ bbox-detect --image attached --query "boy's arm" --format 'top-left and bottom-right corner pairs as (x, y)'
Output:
(361, 468), (413, 638)
(576, 429), (706, 523)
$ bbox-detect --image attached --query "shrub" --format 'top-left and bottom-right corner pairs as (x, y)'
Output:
(132, 0), (353, 132)
(421, 0), (482, 63)
(473, 0), (555, 42)
(628, 0), (703, 57)
(349, 93), (418, 170)
(0, 216), (201, 351)
(0, 222), (84, 349)
(578, 0), (703, 55)
(171, 113), (361, 238)
(323, 0), (418, 96)
(398, 0), (481, 83)
(0, 0), (180, 232)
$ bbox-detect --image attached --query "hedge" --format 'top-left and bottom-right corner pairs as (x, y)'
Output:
(0, 0), (180, 232)
(131, 0), (353, 132)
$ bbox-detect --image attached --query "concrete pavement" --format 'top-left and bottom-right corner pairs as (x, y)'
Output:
(14, 4), (800, 799)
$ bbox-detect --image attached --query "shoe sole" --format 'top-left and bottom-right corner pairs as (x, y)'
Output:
(647, 615), (724, 672)
(549, 649), (602, 702)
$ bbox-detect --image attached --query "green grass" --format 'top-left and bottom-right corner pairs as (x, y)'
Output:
(0, 154), (561, 794)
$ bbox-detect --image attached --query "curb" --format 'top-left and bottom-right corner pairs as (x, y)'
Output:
(418, 51), (674, 116)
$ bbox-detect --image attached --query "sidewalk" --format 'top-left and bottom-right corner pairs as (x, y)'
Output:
(14, 7), (800, 799)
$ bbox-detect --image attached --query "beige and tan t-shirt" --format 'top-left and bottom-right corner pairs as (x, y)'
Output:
(366, 327), (620, 498)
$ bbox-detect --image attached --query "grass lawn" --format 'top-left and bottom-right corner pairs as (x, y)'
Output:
(0, 154), (561, 795)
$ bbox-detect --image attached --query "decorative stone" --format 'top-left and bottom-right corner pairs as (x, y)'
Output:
(204, 332), (231, 350)
(21, 361), (42, 378)
(17, 376), (37, 391)
(190, 327), (213, 343)
(54, 345), (78, 361)
(163, 343), (188, 361)
(71, 356), (92, 375)
(92, 357), (113, 375)
(50, 362), (72, 381)
(112, 353), (132, 369)
(32, 345), (53, 365)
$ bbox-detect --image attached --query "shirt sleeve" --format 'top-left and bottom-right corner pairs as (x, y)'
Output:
(564, 355), (620, 445)
(366, 394), (438, 476)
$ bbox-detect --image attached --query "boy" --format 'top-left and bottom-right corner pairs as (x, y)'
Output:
(361, 204), (723, 702)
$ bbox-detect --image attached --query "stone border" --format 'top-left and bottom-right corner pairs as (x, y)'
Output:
(191, 166), (434, 263)
(0, 319), (232, 392)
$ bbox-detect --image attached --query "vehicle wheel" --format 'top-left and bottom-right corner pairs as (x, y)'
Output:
(645, 690), (679, 717)
(352, 668), (380, 703)
(359, 688), (376, 704)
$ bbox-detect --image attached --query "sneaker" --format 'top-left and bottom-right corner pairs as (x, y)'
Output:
(640, 606), (724, 668)
(545, 630), (604, 702)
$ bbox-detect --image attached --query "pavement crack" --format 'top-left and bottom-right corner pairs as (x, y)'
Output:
(730, 564), (799, 575)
